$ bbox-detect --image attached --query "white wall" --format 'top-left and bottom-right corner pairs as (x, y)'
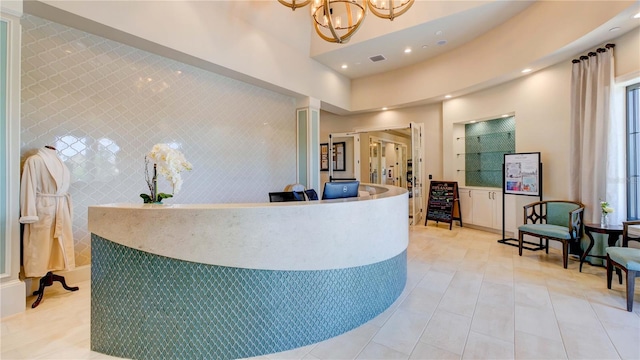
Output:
(20, 15), (298, 269)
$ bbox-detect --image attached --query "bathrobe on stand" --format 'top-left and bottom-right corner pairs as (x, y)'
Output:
(20, 147), (75, 278)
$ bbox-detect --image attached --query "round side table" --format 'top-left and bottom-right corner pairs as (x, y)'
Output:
(580, 223), (623, 272)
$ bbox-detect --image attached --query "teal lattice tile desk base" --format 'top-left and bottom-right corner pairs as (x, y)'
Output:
(90, 235), (407, 360)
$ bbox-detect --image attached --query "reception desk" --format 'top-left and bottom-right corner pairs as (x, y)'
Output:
(88, 184), (408, 359)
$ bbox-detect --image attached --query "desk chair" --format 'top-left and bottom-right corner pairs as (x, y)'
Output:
(605, 220), (640, 311)
(518, 200), (584, 269)
(269, 191), (305, 202)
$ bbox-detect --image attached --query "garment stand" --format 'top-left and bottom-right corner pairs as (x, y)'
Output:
(31, 271), (79, 308)
(497, 163), (547, 251)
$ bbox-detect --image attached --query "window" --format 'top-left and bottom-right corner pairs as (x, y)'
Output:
(627, 83), (640, 220)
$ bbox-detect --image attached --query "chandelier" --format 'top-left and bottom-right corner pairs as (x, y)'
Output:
(279, 0), (415, 44)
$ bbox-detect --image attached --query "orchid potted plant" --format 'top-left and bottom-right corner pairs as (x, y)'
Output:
(140, 143), (193, 203)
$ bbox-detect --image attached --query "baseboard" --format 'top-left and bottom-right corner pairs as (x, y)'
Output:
(25, 265), (91, 295)
(1, 279), (26, 319)
(455, 223), (515, 238)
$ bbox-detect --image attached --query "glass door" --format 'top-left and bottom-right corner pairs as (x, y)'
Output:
(410, 122), (424, 225)
(328, 132), (360, 182)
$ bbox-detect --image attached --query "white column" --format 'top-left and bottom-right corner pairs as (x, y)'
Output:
(296, 98), (320, 192)
(1, 2), (26, 318)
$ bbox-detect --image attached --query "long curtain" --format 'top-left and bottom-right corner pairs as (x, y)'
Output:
(569, 44), (622, 264)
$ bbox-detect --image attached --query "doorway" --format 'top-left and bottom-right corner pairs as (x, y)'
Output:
(328, 123), (424, 225)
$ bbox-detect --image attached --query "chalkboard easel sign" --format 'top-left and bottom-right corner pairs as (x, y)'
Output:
(425, 181), (462, 230)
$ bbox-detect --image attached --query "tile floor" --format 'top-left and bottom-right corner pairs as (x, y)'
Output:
(1, 225), (639, 359)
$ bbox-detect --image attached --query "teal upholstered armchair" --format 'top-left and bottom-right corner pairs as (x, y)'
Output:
(518, 200), (585, 269)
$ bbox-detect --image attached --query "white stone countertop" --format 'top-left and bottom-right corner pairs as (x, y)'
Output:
(88, 184), (409, 271)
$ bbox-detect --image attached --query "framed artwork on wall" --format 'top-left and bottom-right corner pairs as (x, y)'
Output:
(320, 142), (346, 171)
(333, 142), (346, 171)
(320, 143), (329, 171)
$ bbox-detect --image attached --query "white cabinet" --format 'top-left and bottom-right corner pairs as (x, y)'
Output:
(458, 189), (473, 226)
(472, 190), (495, 228)
(459, 187), (504, 231)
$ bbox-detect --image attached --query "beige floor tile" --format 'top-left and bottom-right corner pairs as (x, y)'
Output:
(558, 321), (620, 359)
(461, 331), (514, 359)
(448, 271), (484, 293)
(415, 268), (455, 294)
(409, 342), (461, 360)
(355, 341), (409, 360)
(514, 330), (567, 359)
(266, 344), (316, 359)
(591, 302), (640, 328)
(514, 304), (563, 342)
(550, 292), (603, 328)
(419, 310), (472, 355)
(514, 282), (553, 309)
(477, 281), (514, 307)
(309, 323), (378, 359)
(398, 286), (443, 316)
(482, 267), (514, 286)
(600, 321), (640, 360)
(470, 302), (514, 342)
(4, 226), (640, 360)
(437, 283), (479, 317)
(371, 308), (430, 355)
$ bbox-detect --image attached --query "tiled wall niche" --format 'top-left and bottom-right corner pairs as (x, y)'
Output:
(21, 15), (297, 267)
(463, 117), (515, 188)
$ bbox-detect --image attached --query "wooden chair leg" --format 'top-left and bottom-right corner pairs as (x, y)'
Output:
(618, 268), (623, 285)
(562, 241), (569, 269)
(606, 255), (613, 289)
(545, 239), (549, 254)
(626, 270), (636, 312)
(518, 231), (523, 256)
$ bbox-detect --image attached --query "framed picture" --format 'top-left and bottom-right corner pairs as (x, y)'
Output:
(504, 152), (541, 196)
(333, 142), (346, 171)
(320, 142), (346, 171)
(320, 143), (329, 171)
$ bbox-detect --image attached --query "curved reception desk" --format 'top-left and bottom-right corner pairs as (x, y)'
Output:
(88, 184), (408, 359)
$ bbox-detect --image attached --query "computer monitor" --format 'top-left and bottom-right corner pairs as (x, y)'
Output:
(321, 181), (360, 200)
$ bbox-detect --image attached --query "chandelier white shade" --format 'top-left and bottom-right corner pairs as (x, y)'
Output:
(368, 0), (414, 20)
(279, 0), (414, 43)
(278, 0), (312, 11)
(311, 0), (366, 43)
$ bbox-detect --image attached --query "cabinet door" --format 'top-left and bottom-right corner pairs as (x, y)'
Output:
(472, 190), (493, 228)
(459, 188), (473, 225)
(492, 191), (503, 229)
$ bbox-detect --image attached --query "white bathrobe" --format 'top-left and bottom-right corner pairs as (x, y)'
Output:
(20, 148), (75, 278)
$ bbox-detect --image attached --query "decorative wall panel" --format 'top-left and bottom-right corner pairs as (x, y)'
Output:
(91, 235), (407, 359)
(21, 15), (297, 267)
(464, 117), (515, 187)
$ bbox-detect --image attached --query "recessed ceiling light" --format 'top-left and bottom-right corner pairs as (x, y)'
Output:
(382, 107), (388, 111)
(341, 64), (348, 69)
(502, 114), (509, 118)
(436, 40), (447, 46)
(444, 95), (452, 99)
(609, 27), (621, 32)
(469, 121), (476, 124)
(404, 48), (412, 54)
(521, 68), (532, 73)
(634, 12), (640, 18)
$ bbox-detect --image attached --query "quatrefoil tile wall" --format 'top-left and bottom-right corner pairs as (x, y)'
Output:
(21, 15), (298, 267)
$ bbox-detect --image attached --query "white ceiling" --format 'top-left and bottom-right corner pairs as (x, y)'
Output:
(311, 1), (536, 79)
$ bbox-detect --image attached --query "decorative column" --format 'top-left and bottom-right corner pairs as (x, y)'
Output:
(296, 97), (320, 192)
